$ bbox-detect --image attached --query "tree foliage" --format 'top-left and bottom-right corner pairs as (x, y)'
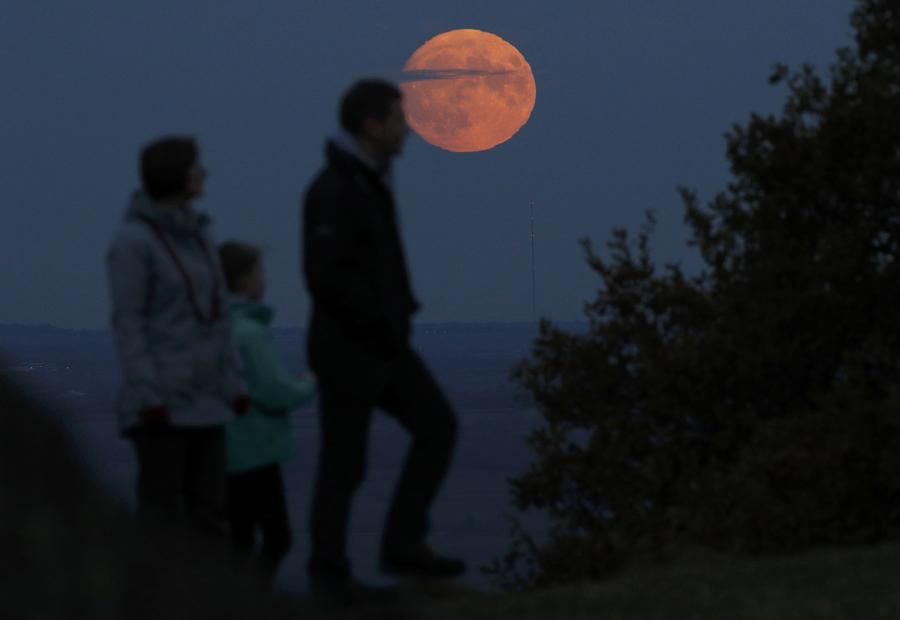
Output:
(490, 0), (900, 589)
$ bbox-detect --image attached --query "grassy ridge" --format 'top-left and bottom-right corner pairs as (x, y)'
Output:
(372, 542), (900, 619)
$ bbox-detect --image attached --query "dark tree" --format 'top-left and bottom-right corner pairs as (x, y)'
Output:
(490, 0), (900, 589)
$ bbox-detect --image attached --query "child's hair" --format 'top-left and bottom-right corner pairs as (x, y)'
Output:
(219, 241), (262, 292)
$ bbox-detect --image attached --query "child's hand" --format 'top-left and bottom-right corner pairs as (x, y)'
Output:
(298, 373), (317, 403)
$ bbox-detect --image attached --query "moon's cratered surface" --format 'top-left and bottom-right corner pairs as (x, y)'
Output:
(401, 29), (537, 153)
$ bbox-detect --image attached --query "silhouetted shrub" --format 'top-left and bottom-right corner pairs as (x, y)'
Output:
(489, 0), (900, 589)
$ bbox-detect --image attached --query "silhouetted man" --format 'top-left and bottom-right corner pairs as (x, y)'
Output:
(302, 79), (465, 593)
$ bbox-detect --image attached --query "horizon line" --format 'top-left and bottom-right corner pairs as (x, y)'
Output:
(0, 319), (586, 333)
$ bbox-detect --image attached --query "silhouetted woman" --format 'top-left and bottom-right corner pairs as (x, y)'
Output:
(106, 136), (249, 535)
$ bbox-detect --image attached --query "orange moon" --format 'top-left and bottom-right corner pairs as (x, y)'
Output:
(401, 29), (536, 153)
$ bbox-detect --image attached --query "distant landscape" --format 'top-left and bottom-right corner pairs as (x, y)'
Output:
(0, 321), (585, 595)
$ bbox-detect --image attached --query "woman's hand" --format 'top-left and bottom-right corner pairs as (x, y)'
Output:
(140, 406), (170, 428)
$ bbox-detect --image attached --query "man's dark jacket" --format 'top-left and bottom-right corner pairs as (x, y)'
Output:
(302, 141), (420, 377)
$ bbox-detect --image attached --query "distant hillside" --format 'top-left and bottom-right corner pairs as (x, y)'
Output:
(0, 321), (579, 411)
(0, 320), (587, 367)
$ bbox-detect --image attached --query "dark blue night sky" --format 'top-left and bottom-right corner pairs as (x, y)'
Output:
(1, 0), (854, 328)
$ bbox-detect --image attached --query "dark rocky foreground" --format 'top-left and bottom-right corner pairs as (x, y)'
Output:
(0, 369), (417, 619)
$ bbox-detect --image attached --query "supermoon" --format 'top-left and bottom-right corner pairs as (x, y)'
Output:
(401, 29), (536, 153)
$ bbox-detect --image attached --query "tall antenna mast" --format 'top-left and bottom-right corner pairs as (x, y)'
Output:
(530, 200), (536, 323)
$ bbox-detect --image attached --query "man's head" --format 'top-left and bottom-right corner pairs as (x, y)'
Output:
(140, 136), (207, 202)
(340, 79), (408, 162)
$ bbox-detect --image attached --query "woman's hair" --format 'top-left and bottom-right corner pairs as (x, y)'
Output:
(218, 241), (262, 292)
(340, 79), (402, 136)
(140, 136), (198, 201)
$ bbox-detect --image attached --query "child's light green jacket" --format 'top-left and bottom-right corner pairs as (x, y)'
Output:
(225, 300), (316, 473)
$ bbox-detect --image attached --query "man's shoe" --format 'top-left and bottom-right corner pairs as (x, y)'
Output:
(380, 544), (466, 579)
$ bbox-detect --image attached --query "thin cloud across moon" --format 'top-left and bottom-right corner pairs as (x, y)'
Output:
(401, 29), (537, 153)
